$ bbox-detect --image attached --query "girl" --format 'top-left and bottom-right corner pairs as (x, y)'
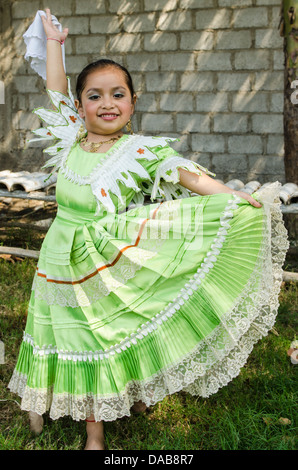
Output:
(9, 9), (288, 450)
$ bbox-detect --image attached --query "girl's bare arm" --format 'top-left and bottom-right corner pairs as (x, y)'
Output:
(41, 8), (68, 94)
(178, 168), (262, 208)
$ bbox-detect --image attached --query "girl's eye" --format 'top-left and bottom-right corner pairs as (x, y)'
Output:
(114, 93), (124, 98)
(89, 95), (100, 100)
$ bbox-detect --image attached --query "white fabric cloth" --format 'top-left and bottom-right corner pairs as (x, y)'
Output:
(23, 10), (66, 80)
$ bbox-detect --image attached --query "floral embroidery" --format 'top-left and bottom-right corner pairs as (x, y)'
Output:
(69, 115), (77, 123)
(101, 188), (107, 197)
(137, 148), (144, 154)
(60, 100), (67, 105)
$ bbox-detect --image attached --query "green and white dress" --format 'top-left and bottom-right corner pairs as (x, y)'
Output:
(8, 83), (289, 422)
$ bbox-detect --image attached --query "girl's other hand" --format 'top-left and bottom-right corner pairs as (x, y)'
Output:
(233, 190), (262, 208)
(41, 8), (68, 42)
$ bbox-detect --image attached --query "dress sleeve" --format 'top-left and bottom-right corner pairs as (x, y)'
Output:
(28, 77), (85, 173)
(136, 137), (215, 202)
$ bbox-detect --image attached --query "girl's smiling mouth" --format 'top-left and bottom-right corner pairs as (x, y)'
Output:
(99, 113), (119, 120)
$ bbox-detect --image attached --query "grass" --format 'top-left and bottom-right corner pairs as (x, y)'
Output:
(0, 257), (297, 451)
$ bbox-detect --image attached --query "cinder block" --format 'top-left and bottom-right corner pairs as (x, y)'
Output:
(127, 54), (159, 72)
(266, 135), (284, 156)
(255, 0), (281, 5)
(216, 73), (251, 91)
(41, 0), (73, 16)
(197, 52), (232, 71)
(75, 0), (106, 14)
(109, 0), (141, 14)
(144, 33), (177, 51)
(214, 114), (248, 133)
(234, 51), (270, 70)
(192, 134), (225, 153)
(196, 93), (228, 112)
(75, 36), (106, 55)
(216, 30), (252, 49)
(160, 53), (195, 71)
(108, 34), (141, 53)
(180, 32), (214, 51)
(90, 16), (121, 34)
(135, 93), (158, 112)
(213, 154), (248, 173)
(196, 9), (231, 30)
(228, 135), (263, 154)
(270, 93), (284, 113)
(157, 11), (192, 31)
(141, 113), (174, 132)
(232, 92), (268, 112)
(273, 50), (284, 71)
(181, 72), (215, 92)
(218, 0), (252, 6)
(255, 29), (283, 49)
(247, 155), (285, 177)
(14, 76), (39, 94)
(233, 7), (268, 28)
(12, 1), (41, 19)
(254, 72), (284, 91)
(123, 13), (156, 33)
(144, 0), (178, 11)
(60, 17), (89, 35)
(177, 114), (210, 133)
(252, 114), (283, 133)
(145, 72), (177, 92)
(160, 93), (193, 112)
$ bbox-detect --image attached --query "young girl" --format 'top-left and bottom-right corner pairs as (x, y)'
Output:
(9, 9), (288, 450)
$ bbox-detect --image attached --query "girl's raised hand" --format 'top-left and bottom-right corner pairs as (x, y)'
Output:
(41, 8), (68, 42)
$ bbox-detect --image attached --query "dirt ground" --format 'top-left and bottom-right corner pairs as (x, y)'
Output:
(0, 197), (57, 253)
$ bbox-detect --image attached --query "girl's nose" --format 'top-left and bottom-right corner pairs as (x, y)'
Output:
(102, 95), (114, 108)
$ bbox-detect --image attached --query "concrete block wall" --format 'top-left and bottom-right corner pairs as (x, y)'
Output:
(0, 0), (285, 182)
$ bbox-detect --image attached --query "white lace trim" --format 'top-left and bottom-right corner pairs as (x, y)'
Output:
(8, 183), (289, 422)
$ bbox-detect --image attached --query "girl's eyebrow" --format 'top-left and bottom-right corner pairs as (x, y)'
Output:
(86, 86), (127, 94)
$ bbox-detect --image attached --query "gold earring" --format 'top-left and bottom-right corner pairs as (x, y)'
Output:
(76, 123), (87, 142)
(126, 119), (133, 135)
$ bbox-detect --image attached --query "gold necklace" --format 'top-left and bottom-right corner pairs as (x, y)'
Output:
(80, 134), (122, 153)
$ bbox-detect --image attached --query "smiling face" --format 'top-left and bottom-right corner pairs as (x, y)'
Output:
(75, 67), (136, 140)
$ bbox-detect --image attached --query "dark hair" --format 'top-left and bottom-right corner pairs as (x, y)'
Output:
(76, 59), (135, 104)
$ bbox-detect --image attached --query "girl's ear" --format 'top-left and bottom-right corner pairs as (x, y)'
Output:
(131, 94), (137, 113)
(75, 99), (84, 118)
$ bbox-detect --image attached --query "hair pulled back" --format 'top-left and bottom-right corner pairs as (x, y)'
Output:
(76, 59), (135, 104)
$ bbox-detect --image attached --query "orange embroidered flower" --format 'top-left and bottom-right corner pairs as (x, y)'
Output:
(137, 148), (144, 154)
(101, 188), (107, 197)
(47, 132), (52, 136)
(60, 100), (67, 105)
(69, 115), (77, 123)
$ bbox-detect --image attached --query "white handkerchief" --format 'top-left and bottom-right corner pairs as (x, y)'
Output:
(23, 10), (66, 80)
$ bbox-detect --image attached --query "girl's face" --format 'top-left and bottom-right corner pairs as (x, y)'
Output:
(76, 67), (136, 139)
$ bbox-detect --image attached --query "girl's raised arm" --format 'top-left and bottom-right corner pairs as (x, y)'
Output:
(41, 8), (69, 94)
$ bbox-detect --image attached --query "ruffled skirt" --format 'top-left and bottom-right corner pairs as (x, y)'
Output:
(8, 183), (288, 421)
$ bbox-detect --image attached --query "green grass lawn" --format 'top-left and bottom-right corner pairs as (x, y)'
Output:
(0, 257), (297, 451)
